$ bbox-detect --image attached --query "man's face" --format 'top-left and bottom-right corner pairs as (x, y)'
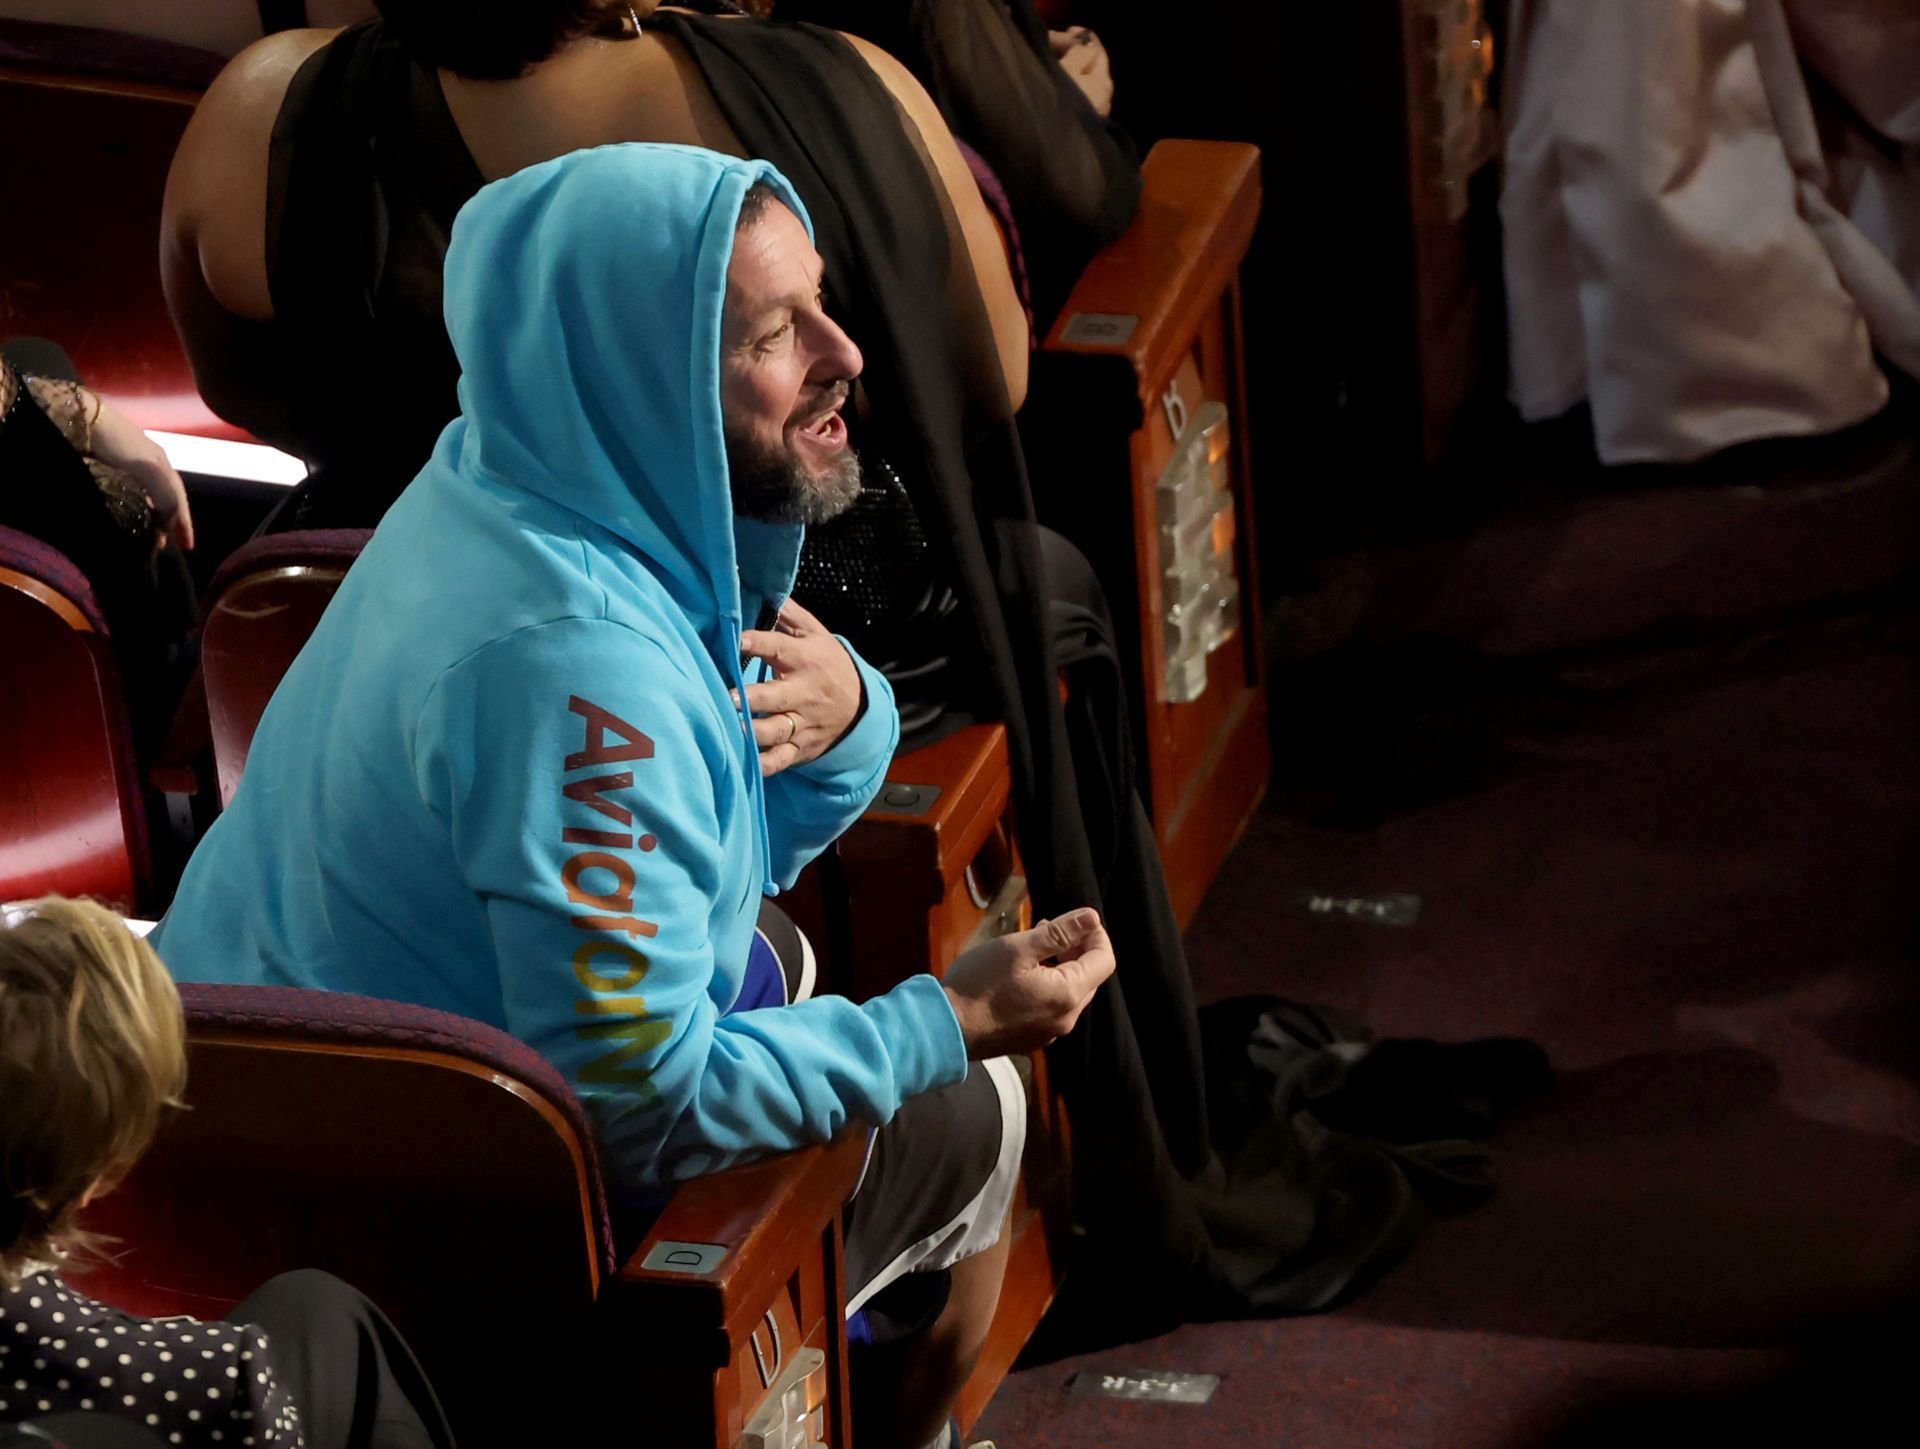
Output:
(720, 199), (865, 525)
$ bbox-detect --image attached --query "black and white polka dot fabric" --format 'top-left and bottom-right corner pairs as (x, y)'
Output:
(0, 1269), (303, 1447)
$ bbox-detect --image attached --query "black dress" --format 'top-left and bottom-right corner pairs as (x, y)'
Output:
(252, 10), (1529, 1333)
(773, 0), (1142, 326)
(668, 17), (1554, 1334)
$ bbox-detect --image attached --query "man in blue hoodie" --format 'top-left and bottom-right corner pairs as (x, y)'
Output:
(153, 144), (1114, 1447)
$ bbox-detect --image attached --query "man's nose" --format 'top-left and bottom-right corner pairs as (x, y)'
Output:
(809, 312), (863, 382)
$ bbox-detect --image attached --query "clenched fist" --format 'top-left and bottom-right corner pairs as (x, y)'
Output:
(942, 908), (1115, 1059)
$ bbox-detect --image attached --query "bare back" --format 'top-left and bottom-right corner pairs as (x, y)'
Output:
(163, 9), (1028, 448)
(439, 28), (747, 179)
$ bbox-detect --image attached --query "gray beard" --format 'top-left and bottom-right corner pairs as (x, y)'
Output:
(724, 420), (863, 526)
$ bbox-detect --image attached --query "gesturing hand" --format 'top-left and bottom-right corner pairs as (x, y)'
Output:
(942, 909), (1115, 1060)
(735, 598), (863, 777)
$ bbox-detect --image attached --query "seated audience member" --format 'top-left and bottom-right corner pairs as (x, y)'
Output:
(0, 896), (457, 1449)
(770, 0), (1141, 324)
(160, 0), (1027, 543)
(154, 146), (1114, 1449)
(162, 0), (1524, 1337)
(0, 346), (196, 755)
(0, 1), (375, 58)
(167, 0), (1033, 742)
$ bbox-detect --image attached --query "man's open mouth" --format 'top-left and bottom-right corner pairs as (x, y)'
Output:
(795, 392), (849, 448)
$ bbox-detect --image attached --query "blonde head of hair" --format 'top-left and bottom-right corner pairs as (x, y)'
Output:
(0, 897), (186, 1285)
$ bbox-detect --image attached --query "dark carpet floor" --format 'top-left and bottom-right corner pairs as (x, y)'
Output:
(974, 404), (1920, 1447)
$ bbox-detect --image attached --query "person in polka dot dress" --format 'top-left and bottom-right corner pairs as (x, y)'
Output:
(0, 900), (454, 1449)
(0, 1273), (300, 1445)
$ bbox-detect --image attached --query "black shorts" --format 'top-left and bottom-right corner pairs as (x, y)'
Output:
(751, 902), (1025, 1342)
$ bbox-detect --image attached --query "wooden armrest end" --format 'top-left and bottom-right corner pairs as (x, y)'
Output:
(610, 1130), (869, 1357)
(838, 723), (1010, 900)
(1043, 139), (1262, 399)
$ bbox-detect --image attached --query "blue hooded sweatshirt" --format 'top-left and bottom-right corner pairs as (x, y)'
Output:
(153, 144), (967, 1186)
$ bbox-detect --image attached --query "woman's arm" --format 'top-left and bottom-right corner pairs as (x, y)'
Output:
(2, 359), (196, 548)
(838, 32), (1031, 409)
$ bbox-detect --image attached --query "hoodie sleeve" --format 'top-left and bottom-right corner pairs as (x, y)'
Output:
(412, 617), (966, 1188)
(760, 642), (900, 890)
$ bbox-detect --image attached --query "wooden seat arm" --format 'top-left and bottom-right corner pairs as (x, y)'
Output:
(608, 1130), (869, 1359)
(837, 723), (1011, 907)
(1041, 139), (1263, 416)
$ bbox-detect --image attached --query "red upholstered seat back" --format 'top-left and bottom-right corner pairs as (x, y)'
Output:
(0, 34), (224, 437)
(75, 985), (617, 1445)
(200, 529), (373, 805)
(0, 20), (224, 90)
(0, 527), (150, 909)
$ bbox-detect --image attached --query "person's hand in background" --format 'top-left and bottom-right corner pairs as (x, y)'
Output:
(1049, 27), (1114, 117)
(87, 393), (196, 552)
(943, 908), (1115, 1058)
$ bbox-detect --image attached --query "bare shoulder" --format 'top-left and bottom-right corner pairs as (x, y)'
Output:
(185, 26), (337, 148)
(835, 32), (945, 132)
(831, 31), (1030, 406)
(167, 28), (339, 322)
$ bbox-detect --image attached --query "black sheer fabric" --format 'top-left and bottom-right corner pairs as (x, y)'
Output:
(659, 14), (1541, 1330)
(262, 22), (482, 529)
(788, 452), (964, 739)
(250, 9), (1532, 1328)
(0, 358), (136, 598)
(780, 0), (1141, 325)
(0, 354), (195, 756)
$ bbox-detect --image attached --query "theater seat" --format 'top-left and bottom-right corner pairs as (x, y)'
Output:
(0, 23), (227, 437)
(819, 722), (1068, 1432)
(75, 984), (865, 1449)
(0, 527), (151, 910)
(181, 529), (1065, 1436)
(198, 529), (373, 805)
(1025, 138), (1270, 927)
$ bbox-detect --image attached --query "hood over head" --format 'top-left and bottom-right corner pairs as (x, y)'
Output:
(438, 143), (817, 896)
(440, 142), (813, 655)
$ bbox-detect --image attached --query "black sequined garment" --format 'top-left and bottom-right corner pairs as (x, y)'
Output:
(792, 453), (962, 740)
